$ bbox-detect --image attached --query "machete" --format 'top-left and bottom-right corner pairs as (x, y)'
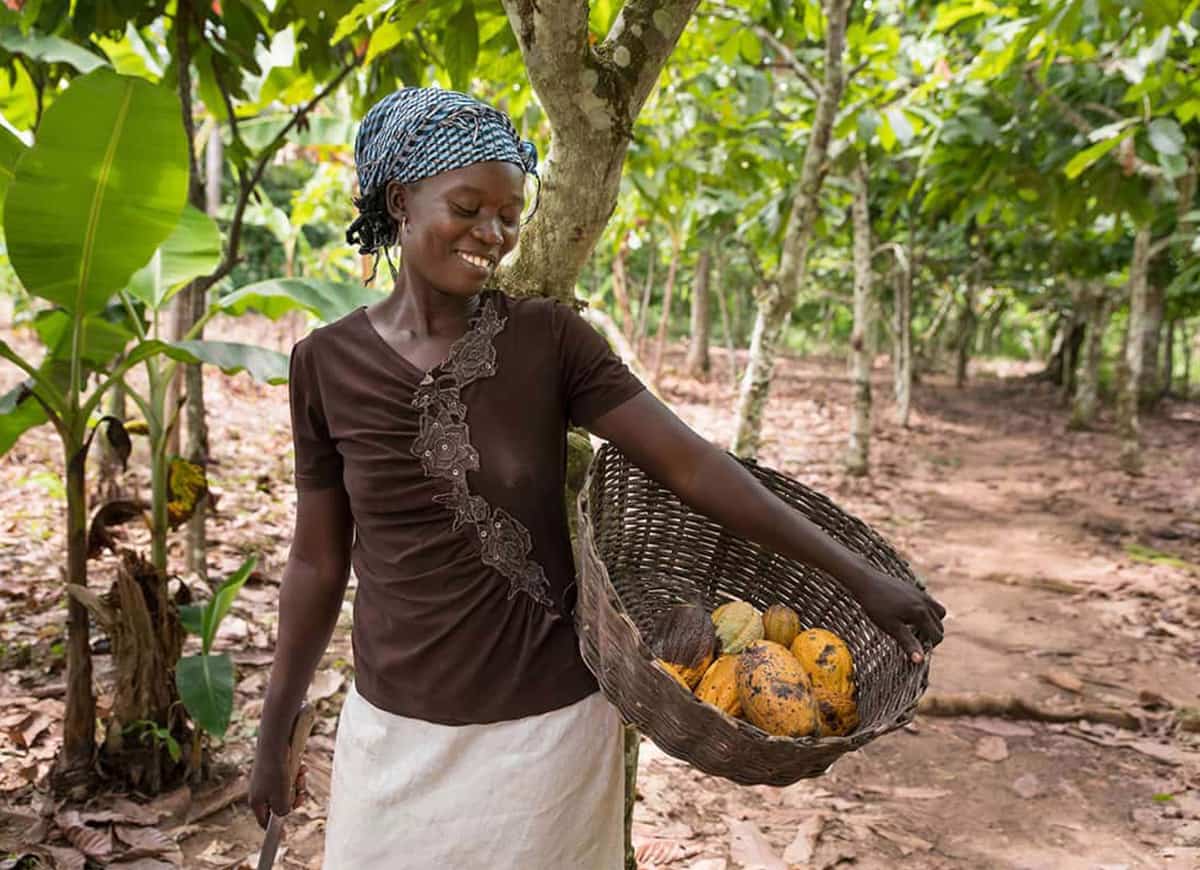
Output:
(257, 702), (317, 870)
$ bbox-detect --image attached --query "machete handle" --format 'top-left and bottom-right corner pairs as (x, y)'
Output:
(285, 701), (317, 804)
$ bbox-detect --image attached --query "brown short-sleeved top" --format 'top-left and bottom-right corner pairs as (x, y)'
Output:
(288, 288), (646, 725)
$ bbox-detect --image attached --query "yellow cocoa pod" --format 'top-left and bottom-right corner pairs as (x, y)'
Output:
(813, 687), (860, 736)
(657, 660), (692, 691)
(790, 628), (856, 697)
(712, 600), (764, 654)
(694, 654), (742, 718)
(735, 641), (819, 738)
(762, 604), (802, 647)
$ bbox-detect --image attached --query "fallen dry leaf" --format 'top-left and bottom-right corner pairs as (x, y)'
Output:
(725, 817), (786, 870)
(1041, 669), (1084, 694)
(975, 736), (1009, 762)
(55, 809), (113, 860)
(781, 813), (825, 864)
(306, 669), (345, 704)
(1012, 773), (1042, 799)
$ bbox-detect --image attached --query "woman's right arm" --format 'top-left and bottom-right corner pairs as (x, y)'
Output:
(249, 484), (354, 827)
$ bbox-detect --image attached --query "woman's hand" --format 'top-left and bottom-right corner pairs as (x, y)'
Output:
(249, 739), (293, 829)
(855, 569), (946, 663)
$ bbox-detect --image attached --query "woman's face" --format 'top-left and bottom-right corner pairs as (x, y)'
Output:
(388, 161), (526, 295)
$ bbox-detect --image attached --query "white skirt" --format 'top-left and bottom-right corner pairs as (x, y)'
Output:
(323, 684), (625, 869)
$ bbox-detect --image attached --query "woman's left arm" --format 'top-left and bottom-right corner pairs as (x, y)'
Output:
(586, 391), (945, 662)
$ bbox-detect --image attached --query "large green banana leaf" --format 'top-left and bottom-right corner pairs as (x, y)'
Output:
(0, 124), (27, 210)
(5, 68), (187, 315)
(126, 205), (223, 310)
(219, 277), (384, 325)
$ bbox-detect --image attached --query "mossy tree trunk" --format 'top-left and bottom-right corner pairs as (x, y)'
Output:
(1069, 282), (1111, 430)
(1118, 226), (1152, 473)
(731, 0), (850, 458)
(685, 245), (712, 378)
(845, 154), (872, 476)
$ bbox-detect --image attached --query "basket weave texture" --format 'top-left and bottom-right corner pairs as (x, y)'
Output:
(575, 443), (930, 786)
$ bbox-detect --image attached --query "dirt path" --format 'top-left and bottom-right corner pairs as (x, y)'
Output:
(2, 323), (1197, 869)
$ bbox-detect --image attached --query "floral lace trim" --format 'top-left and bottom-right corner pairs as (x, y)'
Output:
(410, 292), (554, 609)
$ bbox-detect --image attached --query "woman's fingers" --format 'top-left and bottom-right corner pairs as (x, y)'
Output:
(891, 622), (925, 664)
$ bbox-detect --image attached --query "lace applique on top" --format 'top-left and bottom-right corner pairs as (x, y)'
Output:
(410, 292), (554, 609)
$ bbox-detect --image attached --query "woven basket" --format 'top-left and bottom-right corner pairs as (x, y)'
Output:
(575, 443), (930, 786)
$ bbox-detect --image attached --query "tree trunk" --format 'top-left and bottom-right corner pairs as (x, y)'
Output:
(731, 0), (850, 457)
(955, 281), (977, 388)
(685, 246), (712, 378)
(69, 551), (192, 792)
(1163, 318), (1176, 398)
(611, 233), (634, 338)
(497, 0), (699, 301)
(845, 155), (872, 477)
(1138, 283), (1165, 410)
(53, 436), (96, 794)
(635, 237), (655, 358)
(714, 244), (738, 392)
(1118, 226), (1152, 473)
(1182, 319), (1193, 399)
(651, 237), (681, 386)
(894, 225), (914, 427)
(1069, 283), (1111, 430)
(622, 726), (640, 870)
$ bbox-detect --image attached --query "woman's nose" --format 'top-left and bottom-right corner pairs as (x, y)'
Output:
(473, 217), (503, 245)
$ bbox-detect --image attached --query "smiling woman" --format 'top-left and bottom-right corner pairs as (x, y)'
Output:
(249, 85), (946, 870)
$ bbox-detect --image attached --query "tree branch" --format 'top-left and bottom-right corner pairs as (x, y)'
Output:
(603, 0), (701, 127)
(754, 25), (821, 99)
(204, 56), (359, 292)
(499, 0), (594, 132)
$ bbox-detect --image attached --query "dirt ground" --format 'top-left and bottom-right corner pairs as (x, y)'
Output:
(1, 312), (1198, 869)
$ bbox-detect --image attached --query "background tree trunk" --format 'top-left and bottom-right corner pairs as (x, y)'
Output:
(635, 236), (655, 358)
(894, 225), (914, 426)
(714, 244), (738, 392)
(845, 155), (872, 477)
(53, 438), (95, 793)
(1181, 319), (1193, 399)
(1118, 227), (1152, 473)
(1163, 318), (1176, 398)
(1069, 283), (1111, 430)
(731, 0), (850, 457)
(685, 246), (711, 378)
(652, 237), (681, 386)
(1138, 283), (1165, 410)
(610, 233), (635, 338)
(955, 281), (977, 388)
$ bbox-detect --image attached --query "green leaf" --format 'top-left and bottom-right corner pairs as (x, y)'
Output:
(0, 380), (48, 455)
(1063, 129), (1132, 179)
(884, 108), (914, 146)
(738, 29), (762, 65)
(443, 0), (479, 92)
(5, 68), (188, 315)
(178, 604), (204, 637)
(1147, 117), (1184, 157)
(0, 26), (106, 72)
(365, 20), (405, 65)
(200, 555), (256, 653)
(0, 124), (27, 210)
(169, 340), (290, 384)
(218, 277), (385, 325)
(332, 0), (392, 44)
(126, 206), (223, 310)
(176, 654), (235, 737)
(33, 309), (134, 367)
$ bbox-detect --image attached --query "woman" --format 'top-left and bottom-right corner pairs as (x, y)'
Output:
(249, 87), (945, 869)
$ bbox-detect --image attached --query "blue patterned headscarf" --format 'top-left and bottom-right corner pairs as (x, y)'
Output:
(346, 88), (539, 258)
